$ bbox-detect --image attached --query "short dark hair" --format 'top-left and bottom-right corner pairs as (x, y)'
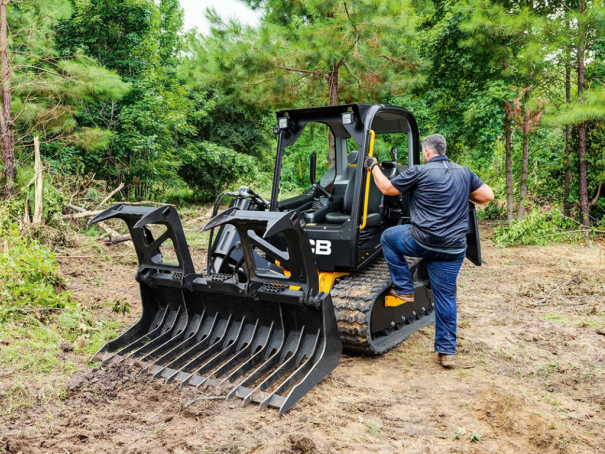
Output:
(421, 134), (447, 155)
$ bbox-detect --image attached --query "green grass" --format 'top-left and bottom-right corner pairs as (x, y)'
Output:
(578, 319), (605, 328)
(540, 313), (571, 325)
(0, 307), (121, 416)
(0, 308), (120, 364)
(537, 362), (560, 377)
(161, 187), (208, 206)
(358, 416), (382, 438)
(80, 224), (102, 237)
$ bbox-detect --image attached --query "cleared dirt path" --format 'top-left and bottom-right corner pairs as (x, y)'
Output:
(2, 234), (605, 453)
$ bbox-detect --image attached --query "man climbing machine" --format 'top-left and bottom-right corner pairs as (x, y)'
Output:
(366, 134), (494, 368)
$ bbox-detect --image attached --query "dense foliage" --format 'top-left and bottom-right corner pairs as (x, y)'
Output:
(493, 210), (584, 246)
(0, 215), (70, 318)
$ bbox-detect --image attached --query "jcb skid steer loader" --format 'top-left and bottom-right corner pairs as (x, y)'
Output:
(90, 104), (483, 415)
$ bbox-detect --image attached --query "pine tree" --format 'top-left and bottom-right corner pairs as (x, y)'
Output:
(56, 0), (194, 195)
(0, 0), (129, 197)
(546, 0), (605, 227)
(188, 0), (424, 165)
(457, 0), (553, 220)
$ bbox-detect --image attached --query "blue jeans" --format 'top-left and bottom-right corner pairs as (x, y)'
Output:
(380, 225), (465, 355)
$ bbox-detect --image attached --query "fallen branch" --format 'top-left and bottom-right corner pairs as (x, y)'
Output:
(95, 182), (124, 210)
(68, 202), (134, 248)
(62, 210), (102, 220)
(533, 229), (605, 240)
(67, 203), (87, 213)
(95, 221), (120, 238)
(65, 203), (134, 247)
(101, 230), (133, 249)
(122, 201), (169, 206)
(104, 234), (131, 245)
(95, 223), (133, 249)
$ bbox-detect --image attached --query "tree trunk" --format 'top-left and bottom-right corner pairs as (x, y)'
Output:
(505, 121), (514, 222)
(517, 88), (530, 220)
(563, 64), (572, 217)
(32, 137), (43, 225)
(578, 122), (588, 226)
(0, 0), (14, 196)
(578, 0), (589, 228)
(327, 65), (339, 169)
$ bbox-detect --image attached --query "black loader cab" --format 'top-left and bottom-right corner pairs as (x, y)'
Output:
(271, 104), (481, 271)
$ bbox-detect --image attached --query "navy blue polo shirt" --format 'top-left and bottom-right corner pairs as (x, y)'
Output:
(390, 155), (484, 251)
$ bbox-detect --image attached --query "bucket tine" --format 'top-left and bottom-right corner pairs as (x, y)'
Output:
(219, 322), (275, 390)
(160, 313), (220, 381)
(144, 311), (206, 377)
(244, 327), (306, 406)
(107, 305), (176, 364)
(121, 306), (185, 364)
(258, 331), (320, 410)
(237, 330), (301, 406)
(172, 316), (237, 386)
(135, 313), (189, 364)
(184, 317), (247, 387)
(190, 319), (259, 388)
(137, 310), (204, 374)
(225, 326), (285, 401)
(101, 305), (171, 365)
(201, 320), (261, 389)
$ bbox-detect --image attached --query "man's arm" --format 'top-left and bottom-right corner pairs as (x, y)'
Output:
(371, 165), (401, 196)
(364, 156), (402, 196)
(470, 184), (494, 204)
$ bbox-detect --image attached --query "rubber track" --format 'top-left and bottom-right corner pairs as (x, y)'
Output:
(331, 258), (399, 355)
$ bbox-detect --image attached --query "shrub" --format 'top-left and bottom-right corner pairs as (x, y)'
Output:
(0, 220), (71, 320)
(478, 201), (506, 220)
(178, 142), (258, 202)
(5, 174), (68, 231)
(493, 209), (582, 247)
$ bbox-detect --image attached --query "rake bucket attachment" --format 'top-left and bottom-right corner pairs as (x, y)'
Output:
(89, 204), (341, 415)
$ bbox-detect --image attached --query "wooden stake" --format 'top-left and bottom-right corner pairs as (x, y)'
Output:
(32, 136), (43, 225)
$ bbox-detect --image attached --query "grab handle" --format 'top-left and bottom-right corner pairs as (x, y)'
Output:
(360, 129), (375, 230)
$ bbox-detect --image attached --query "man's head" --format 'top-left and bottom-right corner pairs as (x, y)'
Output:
(421, 134), (447, 163)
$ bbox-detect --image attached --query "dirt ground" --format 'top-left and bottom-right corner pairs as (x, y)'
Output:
(2, 229), (605, 453)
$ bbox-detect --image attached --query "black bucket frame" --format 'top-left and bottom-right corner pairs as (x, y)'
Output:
(89, 204), (341, 415)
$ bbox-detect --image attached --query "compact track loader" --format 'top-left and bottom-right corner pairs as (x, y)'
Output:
(90, 104), (482, 415)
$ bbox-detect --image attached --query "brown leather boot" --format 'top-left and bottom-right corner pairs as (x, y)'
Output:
(435, 353), (455, 368)
(387, 288), (414, 303)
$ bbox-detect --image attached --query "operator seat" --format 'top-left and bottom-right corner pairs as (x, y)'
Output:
(324, 166), (383, 227)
